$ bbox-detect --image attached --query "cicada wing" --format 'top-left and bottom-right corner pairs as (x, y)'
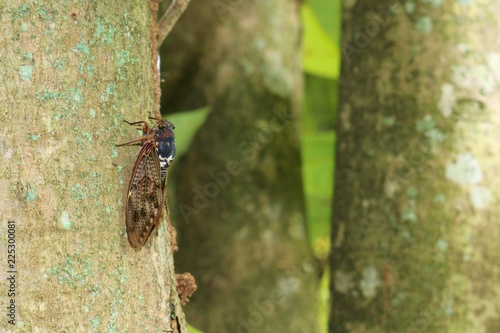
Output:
(125, 142), (164, 250)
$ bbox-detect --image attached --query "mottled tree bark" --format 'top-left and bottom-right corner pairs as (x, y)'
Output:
(161, 0), (318, 332)
(331, 0), (500, 332)
(0, 1), (185, 331)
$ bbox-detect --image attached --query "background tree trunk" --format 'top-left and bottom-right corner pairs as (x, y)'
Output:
(330, 1), (500, 332)
(0, 1), (185, 331)
(161, 0), (319, 332)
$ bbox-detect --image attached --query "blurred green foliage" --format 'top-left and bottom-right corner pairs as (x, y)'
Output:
(300, 2), (338, 255)
(165, 107), (211, 157)
(187, 323), (204, 333)
(301, 2), (340, 332)
(303, 74), (337, 132)
(164, 2), (340, 331)
(308, 0), (341, 43)
(302, 6), (338, 79)
(301, 131), (335, 247)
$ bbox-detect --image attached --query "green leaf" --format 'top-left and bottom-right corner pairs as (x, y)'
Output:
(302, 74), (338, 133)
(318, 268), (330, 333)
(302, 4), (340, 79)
(164, 107), (211, 157)
(187, 323), (205, 333)
(301, 131), (335, 245)
(308, 0), (342, 43)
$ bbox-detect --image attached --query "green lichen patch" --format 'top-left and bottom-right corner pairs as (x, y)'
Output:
(415, 16), (433, 34)
(36, 89), (60, 100)
(71, 182), (89, 201)
(100, 83), (117, 102)
(34, 1), (57, 23)
(416, 115), (445, 143)
(14, 4), (30, 19)
(24, 188), (37, 201)
(114, 49), (138, 81)
(19, 65), (34, 81)
(21, 52), (34, 61)
(74, 39), (90, 55)
(60, 210), (72, 229)
(48, 253), (93, 287)
(52, 58), (66, 69)
(69, 87), (84, 103)
(28, 134), (40, 141)
(405, 1), (417, 14)
(93, 17), (116, 45)
(90, 316), (100, 331)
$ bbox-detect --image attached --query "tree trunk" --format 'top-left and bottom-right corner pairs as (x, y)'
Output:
(161, 0), (318, 332)
(0, 1), (185, 331)
(330, 1), (500, 332)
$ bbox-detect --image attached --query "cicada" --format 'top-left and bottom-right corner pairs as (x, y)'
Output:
(116, 117), (176, 250)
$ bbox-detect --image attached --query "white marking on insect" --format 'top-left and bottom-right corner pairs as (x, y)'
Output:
(159, 155), (174, 166)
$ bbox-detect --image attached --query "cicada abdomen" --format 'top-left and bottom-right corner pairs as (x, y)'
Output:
(117, 118), (176, 250)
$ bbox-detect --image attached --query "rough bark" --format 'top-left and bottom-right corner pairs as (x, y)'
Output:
(330, 0), (500, 332)
(161, 0), (318, 332)
(0, 1), (185, 331)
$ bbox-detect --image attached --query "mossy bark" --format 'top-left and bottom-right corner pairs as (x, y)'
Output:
(0, 1), (185, 331)
(330, 1), (500, 332)
(161, 0), (318, 331)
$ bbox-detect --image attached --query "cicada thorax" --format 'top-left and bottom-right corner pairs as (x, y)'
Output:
(117, 117), (176, 250)
(155, 120), (176, 187)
